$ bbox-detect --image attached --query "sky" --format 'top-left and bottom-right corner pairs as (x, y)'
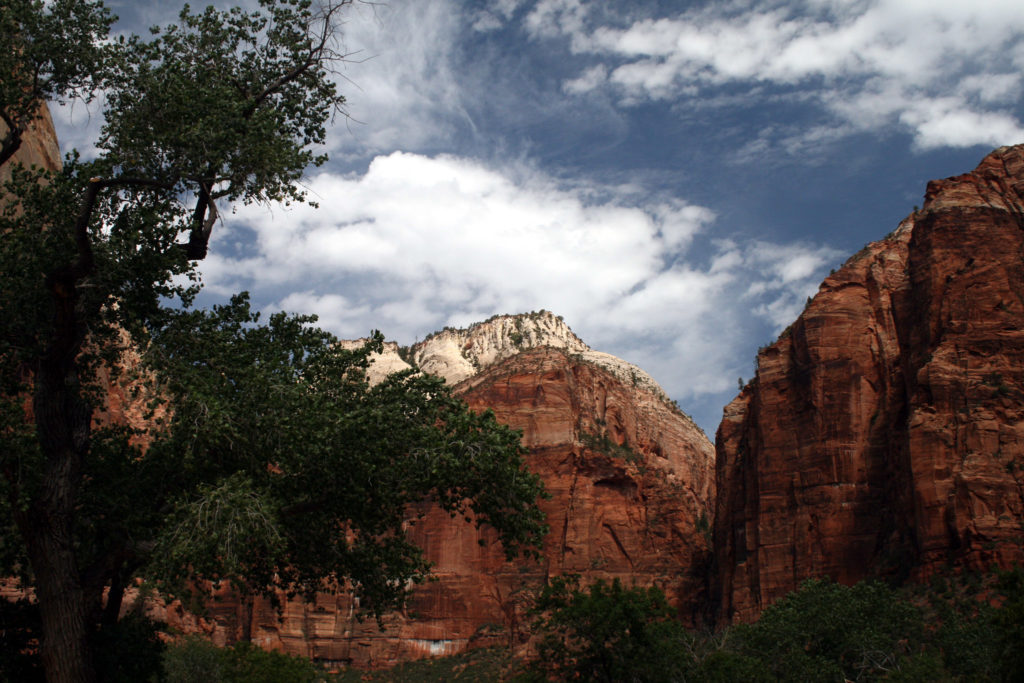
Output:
(53, 0), (1024, 435)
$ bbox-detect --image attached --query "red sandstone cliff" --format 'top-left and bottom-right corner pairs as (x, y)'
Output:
(715, 145), (1024, 622)
(0, 104), (61, 182)
(172, 340), (713, 668)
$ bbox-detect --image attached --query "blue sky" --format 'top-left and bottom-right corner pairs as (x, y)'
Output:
(54, 0), (1024, 434)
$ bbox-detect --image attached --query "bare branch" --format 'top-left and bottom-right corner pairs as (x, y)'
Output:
(247, 0), (352, 115)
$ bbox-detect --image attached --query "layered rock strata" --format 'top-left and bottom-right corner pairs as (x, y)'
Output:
(715, 145), (1024, 622)
(174, 338), (713, 668)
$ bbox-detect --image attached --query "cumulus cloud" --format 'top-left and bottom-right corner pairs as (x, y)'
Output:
(545, 0), (1024, 150)
(200, 152), (839, 422)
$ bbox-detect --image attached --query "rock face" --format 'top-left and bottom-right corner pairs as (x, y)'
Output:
(0, 104), (61, 182)
(401, 311), (674, 405)
(715, 145), (1024, 623)
(182, 319), (714, 668)
(411, 311), (587, 385)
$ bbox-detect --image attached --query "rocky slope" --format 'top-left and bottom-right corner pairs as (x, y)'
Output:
(715, 145), (1024, 622)
(176, 318), (714, 667)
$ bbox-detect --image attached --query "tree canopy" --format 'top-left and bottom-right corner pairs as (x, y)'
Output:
(527, 576), (693, 682)
(0, 2), (546, 681)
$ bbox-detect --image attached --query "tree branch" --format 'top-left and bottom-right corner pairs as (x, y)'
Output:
(0, 109), (24, 168)
(246, 1), (350, 115)
(69, 176), (176, 280)
(184, 182), (218, 260)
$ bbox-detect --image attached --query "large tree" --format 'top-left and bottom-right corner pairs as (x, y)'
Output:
(0, 2), (547, 682)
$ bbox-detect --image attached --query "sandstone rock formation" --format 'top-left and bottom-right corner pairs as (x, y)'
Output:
(178, 318), (714, 668)
(359, 310), (673, 406)
(0, 104), (61, 183)
(715, 145), (1024, 623)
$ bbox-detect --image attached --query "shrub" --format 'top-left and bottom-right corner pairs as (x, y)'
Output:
(527, 576), (692, 682)
(729, 578), (924, 682)
(162, 637), (322, 683)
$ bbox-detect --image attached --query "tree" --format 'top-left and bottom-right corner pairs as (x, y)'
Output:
(528, 576), (693, 682)
(0, 2), (547, 682)
(0, 0), (112, 167)
(728, 578), (924, 682)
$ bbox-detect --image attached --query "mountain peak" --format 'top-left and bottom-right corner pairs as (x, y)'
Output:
(411, 310), (588, 385)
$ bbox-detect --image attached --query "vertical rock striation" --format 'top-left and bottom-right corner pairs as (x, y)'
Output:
(715, 145), (1024, 622)
(180, 320), (714, 668)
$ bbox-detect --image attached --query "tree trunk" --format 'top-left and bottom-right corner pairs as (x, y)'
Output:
(102, 568), (127, 628)
(16, 354), (97, 683)
(24, 523), (95, 683)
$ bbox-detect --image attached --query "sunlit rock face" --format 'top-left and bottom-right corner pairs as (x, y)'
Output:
(714, 145), (1024, 623)
(0, 104), (61, 181)
(183, 319), (714, 668)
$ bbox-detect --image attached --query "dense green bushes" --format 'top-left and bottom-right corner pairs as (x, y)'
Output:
(163, 639), (323, 683)
(525, 576), (693, 682)
(527, 569), (1024, 682)
(724, 579), (924, 681)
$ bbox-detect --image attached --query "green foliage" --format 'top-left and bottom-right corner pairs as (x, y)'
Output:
(101, 0), (345, 210)
(527, 576), (692, 682)
(88, 294), (547, 617)
(728, 578), (923, 682)
(991, 567), (1024, 681)
(1, 1), (547, 679)
(162, 638), (321, 683)
(579, 430), (641, 463)
(0, 0), (114, 164)
(333, 646), (510, 682)
(162, 638), (225, 683)
(694, 650), (772, 683)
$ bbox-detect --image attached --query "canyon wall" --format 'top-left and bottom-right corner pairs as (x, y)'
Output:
(172, 318), (714, 668)
(715, 145), (1024, 622)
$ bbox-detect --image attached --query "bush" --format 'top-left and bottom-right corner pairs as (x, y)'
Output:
(162, 638), (226, 683)
(527, 575), (692, 682)
(992, 567), (1024, 681)
(162, 637), (322, 683)
(729, 578), (924, 682)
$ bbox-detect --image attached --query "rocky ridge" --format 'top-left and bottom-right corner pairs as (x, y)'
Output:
(351, 311), (682, 415)
(714, 145), (1024, 622)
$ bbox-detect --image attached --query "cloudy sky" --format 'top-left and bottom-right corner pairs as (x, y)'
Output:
(55, 0), (1024, 434)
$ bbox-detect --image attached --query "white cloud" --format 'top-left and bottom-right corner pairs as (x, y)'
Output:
(49, 96), (106, 160)
(201, 152), (838, 408)
(524, 0), (589, 42)
(548, 0), (1024, 150)
(563, 65), (607, 95)
(326, 0), (474, 155)
(472, 11), (503, 32)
